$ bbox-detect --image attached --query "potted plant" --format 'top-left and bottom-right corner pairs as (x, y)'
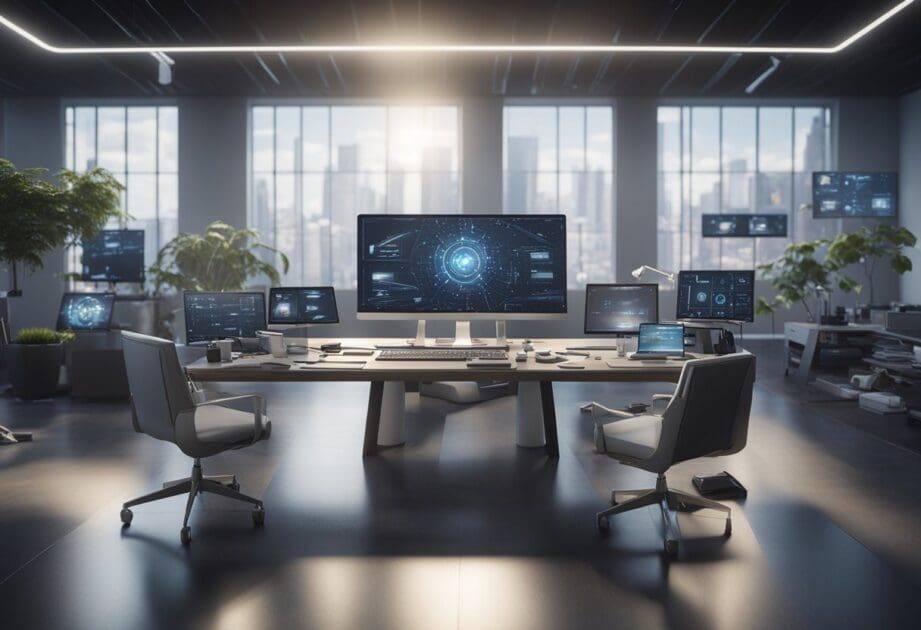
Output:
(756, 240), (846, 322)
(0, 159), (125, 295)
(825, 224), (916, 311)
(148, 221), (288, 338)
(6, 328), (75, 400)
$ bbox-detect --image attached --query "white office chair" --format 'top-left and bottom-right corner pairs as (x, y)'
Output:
(119, 331), (272, 545)
(593, 353), (755, 556)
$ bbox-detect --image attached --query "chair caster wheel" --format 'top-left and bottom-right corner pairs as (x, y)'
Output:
(664, 539), (678, 557)
(252, 505), (265, 526)
(725, 519), (732, 536)
(229, 482), (241, 492)
(180, 526), (192, 545)
(120, 508), (133, 526)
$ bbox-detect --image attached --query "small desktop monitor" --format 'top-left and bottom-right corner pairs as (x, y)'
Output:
(81, 229), (145, 283)
(676, 270), (755, 323)
(268, 287), (339, 325)
(812, 172), (897, 218)
(56, 292), (116, 331)
(183, 291), (267, 344)
(584, 284), (658, 335)
(356, 214), (567, 319)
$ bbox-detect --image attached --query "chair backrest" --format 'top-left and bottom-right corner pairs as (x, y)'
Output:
(657, 353), (756, 467)
(121, 331), (194, 443)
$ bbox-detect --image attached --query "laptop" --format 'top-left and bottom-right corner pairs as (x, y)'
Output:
(629, 323), (685, 360)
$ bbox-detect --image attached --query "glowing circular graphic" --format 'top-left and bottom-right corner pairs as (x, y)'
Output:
(714, 293), (727, 305)
(442, 240), (485, 284)
(695, 291), (708, 304)
(71, 297), (106, 327)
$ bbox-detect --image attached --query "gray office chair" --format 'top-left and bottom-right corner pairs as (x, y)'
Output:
(119, 331), (272, 545)
(593, 353), (755, 556)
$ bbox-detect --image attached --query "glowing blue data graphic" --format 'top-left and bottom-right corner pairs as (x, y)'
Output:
(269, 287), (339, 325)
(357, 215), (567, 315)
(676, 270), (754, 322)
(56, 293), (116, 331)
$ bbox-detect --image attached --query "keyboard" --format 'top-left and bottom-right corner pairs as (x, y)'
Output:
(377, 348), (509, 361)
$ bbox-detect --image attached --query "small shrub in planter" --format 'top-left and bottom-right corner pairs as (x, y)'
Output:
(6, 328), (75, 400)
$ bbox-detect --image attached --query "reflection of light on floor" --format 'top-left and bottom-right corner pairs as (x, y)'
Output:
(747, 413), (921, 568)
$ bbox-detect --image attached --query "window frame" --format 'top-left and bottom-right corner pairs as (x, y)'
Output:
(247, 98), (464, 287)
(62, 99), (179, 286)
(656, 98), (837, 271)
(501, 99), (616, 286)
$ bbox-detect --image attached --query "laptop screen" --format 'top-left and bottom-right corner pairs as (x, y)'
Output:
(637, 324), (684, 354)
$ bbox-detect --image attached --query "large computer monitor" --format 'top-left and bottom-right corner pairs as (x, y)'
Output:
(183, 291), (267, 344)
(584, 284), (658, 336)
(676, 270), (754, 323)
(812, 172), (897, 218)
(56, 293), (116, 331)
(268, 287), (339, 325)
(356, 214), (567, 320)
(81, 229), (145, 283)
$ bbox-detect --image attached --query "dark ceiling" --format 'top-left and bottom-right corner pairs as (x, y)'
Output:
(0, 0), (919, 98)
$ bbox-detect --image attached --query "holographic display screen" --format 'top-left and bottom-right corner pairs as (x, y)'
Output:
(56, 293), (116, 331)
(676, 270), (754, 323)
(269, 287), (340, 325)
(584, 284), (658, 335)
(812, 172), (897, 218)
(81, 230), (145, 283)
(357, 215), (567, 314)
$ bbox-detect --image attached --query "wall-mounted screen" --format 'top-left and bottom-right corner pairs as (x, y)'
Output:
(676, 270), (755, 323)
(812, 172), (897, 218)
(702, 214), (788, 238)
(80, 229), (145, 283)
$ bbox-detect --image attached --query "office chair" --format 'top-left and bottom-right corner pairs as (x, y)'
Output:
(119, 331), (272, 545)
(593, 353), (755, 556)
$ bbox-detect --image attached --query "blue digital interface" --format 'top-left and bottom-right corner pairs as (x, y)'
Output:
(269, 287), (339, 324)
(357, 215), (567, 314)
(637, 324), (684, 354)
(676, 270), (754, 322)
(56, 293), (116, 331)
(81, 230), (145, 283)
(812, 172), (897, 218)
(184, 292), (267, 343)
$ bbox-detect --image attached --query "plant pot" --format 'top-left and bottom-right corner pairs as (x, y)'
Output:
(6, 343), (64, 400)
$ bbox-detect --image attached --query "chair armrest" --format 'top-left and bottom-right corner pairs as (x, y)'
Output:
(651, 394), (672, 401)
(196, 394), (265, 443)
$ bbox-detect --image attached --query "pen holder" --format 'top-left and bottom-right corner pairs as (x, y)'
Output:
(206, 345), (222, 363)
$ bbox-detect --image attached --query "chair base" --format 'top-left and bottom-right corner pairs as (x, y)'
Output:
(596, 474), (731, 557)
(121, 459), (264, 545)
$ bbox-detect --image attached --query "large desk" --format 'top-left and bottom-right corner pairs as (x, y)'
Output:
(186, 338), (691, 457)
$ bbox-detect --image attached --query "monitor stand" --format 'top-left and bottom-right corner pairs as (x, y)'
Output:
(380, 320), (507, 349)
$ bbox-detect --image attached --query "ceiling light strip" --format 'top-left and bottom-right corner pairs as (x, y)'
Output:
(0, 0), (914, 56)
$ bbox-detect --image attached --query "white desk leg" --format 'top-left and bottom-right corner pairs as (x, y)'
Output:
(377, 381), (407, 446)
(516, 381), (546, 448)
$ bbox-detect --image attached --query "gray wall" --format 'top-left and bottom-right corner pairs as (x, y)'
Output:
(0, 95), (905, 337)
(900, 89), (921, 303)
(178, 98), (248, 233)
(1, 98), (65, 333)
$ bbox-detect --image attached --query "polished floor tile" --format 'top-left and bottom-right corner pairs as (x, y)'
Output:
(2, 341), (921, 629)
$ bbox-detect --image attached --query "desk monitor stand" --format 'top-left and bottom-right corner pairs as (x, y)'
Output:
(676, 320), (744, 354)
(390, 320), (508, 350)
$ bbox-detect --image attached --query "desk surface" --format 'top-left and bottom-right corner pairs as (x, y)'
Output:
(186, 338), (701, 383)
